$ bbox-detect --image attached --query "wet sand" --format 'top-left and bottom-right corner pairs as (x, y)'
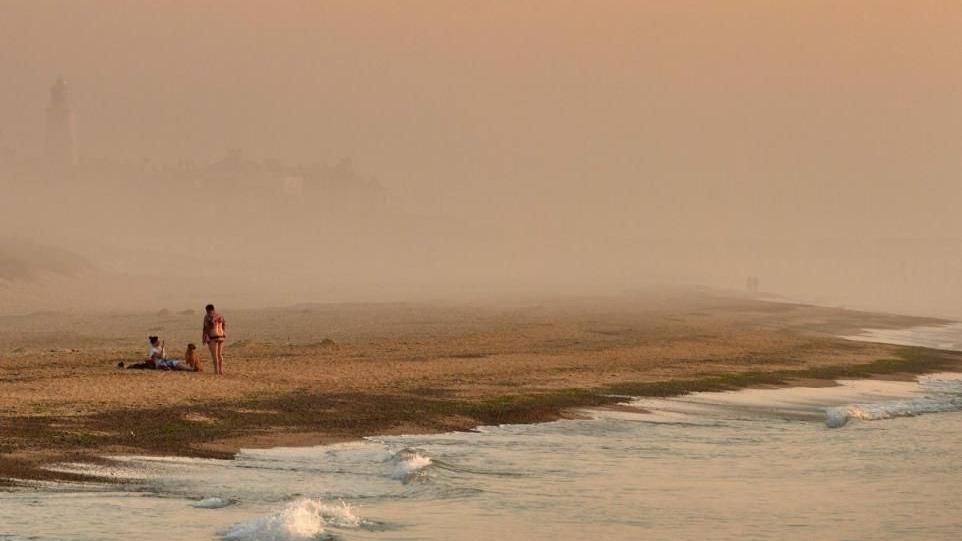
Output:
(1, 290), (959, 483)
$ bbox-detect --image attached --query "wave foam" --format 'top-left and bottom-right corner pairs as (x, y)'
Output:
(390, 449), (433, 482)
(192, 497), (235, 509)
(825, 395), (962, 428)
(221, 499), (360, 541)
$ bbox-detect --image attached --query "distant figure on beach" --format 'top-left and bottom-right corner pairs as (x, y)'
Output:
(147, 335), (165, 368)
(185, 343), (203, 372)
(151, 336), (196, 371)
(203, 304), (227, 375)
(124, 336), (192, 370)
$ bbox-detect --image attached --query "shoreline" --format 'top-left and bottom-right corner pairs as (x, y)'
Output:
(5, 346), (960, 488)
(2, 294), (960, 486)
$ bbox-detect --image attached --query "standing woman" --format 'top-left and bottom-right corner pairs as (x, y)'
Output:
(203, 304), (227, 374)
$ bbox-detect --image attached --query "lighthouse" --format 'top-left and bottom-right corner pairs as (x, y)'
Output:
(44, 77), (77, 167)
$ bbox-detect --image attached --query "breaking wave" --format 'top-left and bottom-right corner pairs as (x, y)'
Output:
(389, 448), (433, 482)
(825, 397), (962, 428)
(825, 375), (962, 428)
(192, 497), (235, 509)
(221, 499), (360, 541)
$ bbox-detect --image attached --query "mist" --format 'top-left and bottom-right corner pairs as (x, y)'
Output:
(2, 1), (961, 317)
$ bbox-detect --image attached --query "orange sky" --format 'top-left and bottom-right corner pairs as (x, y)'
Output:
(2, 1), (961, 237)
(2, 1), (962, 313)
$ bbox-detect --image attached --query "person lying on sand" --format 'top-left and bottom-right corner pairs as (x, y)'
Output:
(155, 343), (196, 372)
(120, 336), (166, 369)
(120, 336), (196, 371)
(156, 357), (194, 371)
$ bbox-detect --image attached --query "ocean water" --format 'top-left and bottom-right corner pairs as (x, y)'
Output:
(2, 325), (962, 540)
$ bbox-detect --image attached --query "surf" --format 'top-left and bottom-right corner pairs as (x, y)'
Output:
(221, 499), (361, 541)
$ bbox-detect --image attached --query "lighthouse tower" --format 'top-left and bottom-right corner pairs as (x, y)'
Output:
(44, 77), (77, 167)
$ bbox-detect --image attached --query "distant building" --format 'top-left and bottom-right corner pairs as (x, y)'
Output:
(44, 78), (77, 167)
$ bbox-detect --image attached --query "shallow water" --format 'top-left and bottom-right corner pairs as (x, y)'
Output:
(845, 322), (962, 351)
(3, 325), (962, 540)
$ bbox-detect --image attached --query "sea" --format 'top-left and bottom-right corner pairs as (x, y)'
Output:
(2, 324), (961, 541)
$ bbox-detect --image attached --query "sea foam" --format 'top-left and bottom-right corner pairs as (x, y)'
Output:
(221, 499), (360, 541)
(825, 375), (962, 428)
(192, 497), (235, 509)
(390, 448), (433, 482)
(825, 397), (962, 428)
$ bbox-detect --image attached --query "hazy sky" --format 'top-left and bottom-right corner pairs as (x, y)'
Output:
(2, 1), (962, 313)
(3, 1), (961, 228)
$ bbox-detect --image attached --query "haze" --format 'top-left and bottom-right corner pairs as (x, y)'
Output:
(1, 1), (961, 317)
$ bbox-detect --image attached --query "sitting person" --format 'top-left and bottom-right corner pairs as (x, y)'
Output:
(122, 337), (195, 371)
(149, 336), (165, 367)
(185, 343), (203, 372)
(122, 336), (166, 369)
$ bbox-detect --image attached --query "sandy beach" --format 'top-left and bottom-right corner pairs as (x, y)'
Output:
(1, 290), (960, 484)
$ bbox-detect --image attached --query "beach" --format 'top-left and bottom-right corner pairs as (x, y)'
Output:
(1, 290), (960, 484)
